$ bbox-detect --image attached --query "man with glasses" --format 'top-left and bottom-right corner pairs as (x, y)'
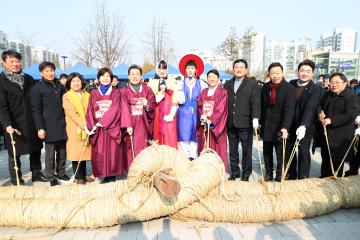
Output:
(286, 60), (321, 179)
(317, 73), (359, 178)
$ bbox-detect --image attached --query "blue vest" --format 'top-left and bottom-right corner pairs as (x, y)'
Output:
(177, 79), (202, 142)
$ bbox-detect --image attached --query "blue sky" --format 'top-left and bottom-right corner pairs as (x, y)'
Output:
(1, 0), (360, 65)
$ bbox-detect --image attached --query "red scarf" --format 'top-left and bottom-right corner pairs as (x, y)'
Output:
(269, 80), (283, 106)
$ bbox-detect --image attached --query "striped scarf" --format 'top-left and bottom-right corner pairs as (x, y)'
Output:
(3, 68), (25, 89)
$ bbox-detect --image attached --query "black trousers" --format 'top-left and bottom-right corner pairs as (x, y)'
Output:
(8, 150), (42, 184)
(348, 142), (360, 174)
(227, 127), (253, 178)
(45, 141), (66, 181)
(72, 161), (86, 180)
(287, 134), (313, 179)
(320, 141), (346, 178)
(263, 141), (290, 179)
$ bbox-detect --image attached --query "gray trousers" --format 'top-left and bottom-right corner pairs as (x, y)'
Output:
(45, 141), (66, 181)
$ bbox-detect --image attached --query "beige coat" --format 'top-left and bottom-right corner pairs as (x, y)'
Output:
(63, 92), (91, 161)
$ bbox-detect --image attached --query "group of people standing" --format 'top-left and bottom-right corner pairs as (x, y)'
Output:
(0, 50), (359, 187)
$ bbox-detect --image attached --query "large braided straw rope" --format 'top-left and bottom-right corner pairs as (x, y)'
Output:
(0, 144), (225, 228)
(172, 176), (360, 222)
(0, 145), (359, 230)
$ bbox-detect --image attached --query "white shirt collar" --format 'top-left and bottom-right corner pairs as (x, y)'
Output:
(207, 84), (219, 96)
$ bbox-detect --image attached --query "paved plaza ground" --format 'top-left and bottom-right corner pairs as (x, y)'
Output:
(0, 140), (359, 240)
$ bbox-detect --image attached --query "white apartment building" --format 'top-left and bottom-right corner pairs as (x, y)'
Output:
(316, 28), (357, 53)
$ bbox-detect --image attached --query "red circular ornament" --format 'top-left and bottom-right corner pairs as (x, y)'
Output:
(179, 54), (204, 77)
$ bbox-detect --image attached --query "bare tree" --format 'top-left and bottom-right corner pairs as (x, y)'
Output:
(143, 17), (175, 66)
(93, 2), (128, 68)
(217, 27), (240, 62)
(239, 26), (257, 68)
(71, 24), (95, 67)
(72, 1), (129, 68)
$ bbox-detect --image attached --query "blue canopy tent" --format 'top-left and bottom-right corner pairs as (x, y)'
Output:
(111, 64), (129, 79)
(143, 64), (181, 79)
(23, 63), (62, 80)
(202, 63), (232, 80)
(63, 63), (97, 80)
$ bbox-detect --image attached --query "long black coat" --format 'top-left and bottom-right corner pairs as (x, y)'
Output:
(260, 80), (295, 143)
(318, 89), (359, 162)
(30, 79), (67, 143)
(0, 72), (43, 155)
(289, 80), (322, 136)
(224, 77), (261, 129)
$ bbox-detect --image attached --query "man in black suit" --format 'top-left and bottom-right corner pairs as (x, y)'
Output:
(287, 60), (322, 179)
(318, 73), (358, 177)
(224, 59), (261, 181)
(0, 50), (47, 185)
(30, 62), (68, 186)
(260, 62), (295, 181)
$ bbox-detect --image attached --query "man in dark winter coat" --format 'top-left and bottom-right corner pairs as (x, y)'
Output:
(224, 59), (261, 181)
(260, 62), (295, 182)
(317, 72), (359, 178)
(0, 50), (47, 185)
(30, 61), (68, 186)
(286, 60), (322, 179)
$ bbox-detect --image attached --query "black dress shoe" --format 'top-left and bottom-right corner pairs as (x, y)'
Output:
(263, 174), (273, 182)
(344, 170), (358, 177)
(12, 179), (26, 186)
(58, 175), (70, 181)
(50, 179), (59, 186)
(101, 176), (116, 184)
(32, 174), (48, 182)
(228, 174), (240, 181)
(241, 176), (250, 182)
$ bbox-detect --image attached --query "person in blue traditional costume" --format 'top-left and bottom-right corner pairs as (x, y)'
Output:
(177, 54), (205, 160)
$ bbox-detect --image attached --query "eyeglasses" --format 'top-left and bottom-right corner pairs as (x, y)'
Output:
(329, 81), (345, 85)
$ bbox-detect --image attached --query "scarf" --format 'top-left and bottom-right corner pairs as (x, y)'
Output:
(269, 80), (282, 107)
(3, 68), (25, 89)
(66, 90), (90, 140)
(99, 84), (111, 95)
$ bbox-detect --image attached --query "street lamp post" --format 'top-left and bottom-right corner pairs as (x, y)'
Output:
(61, 56), (68, 70)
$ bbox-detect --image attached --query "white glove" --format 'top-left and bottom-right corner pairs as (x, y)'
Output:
(84, 127), (95, 136)
(155, 93), (165, 103)
(169, 106), (177, 117)
(95, 122), (102, 128)
(355, 116), (360, 125)
(164, 114), (174, 122)
(177, 91), (186, 104)
(200, 114), (208, 125)
(252, 118), (259, 129)
(355, 128), (360, 136)
(296, 126), (306, 140)
(127, 127), (133, 136)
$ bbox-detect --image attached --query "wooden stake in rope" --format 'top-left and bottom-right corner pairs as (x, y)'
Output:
(281, 137), (286, 182)
(9, 129), (21, 186)
(334, 125), (360, 176)
(319, 110), (336, 177)
(130, 135), (135, 160)
(71, 135), (89, 183)
(206, 121), (211, 149)
(281, 138), (300, 182)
